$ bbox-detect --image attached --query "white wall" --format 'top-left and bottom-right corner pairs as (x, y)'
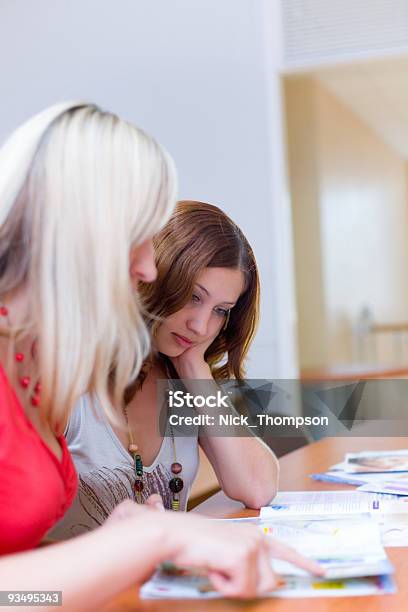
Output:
(0, 0), (298, 377)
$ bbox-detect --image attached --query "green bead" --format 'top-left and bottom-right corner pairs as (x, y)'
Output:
(134, 454), (143, 474)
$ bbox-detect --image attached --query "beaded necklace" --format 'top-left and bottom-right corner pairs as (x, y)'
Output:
(1, 299), (185, 509)
(0, 302), (41, 406)
(122, 386), (184, 511)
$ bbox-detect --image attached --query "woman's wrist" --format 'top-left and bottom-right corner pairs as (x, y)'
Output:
(176, 360), (212, 381)
(102, 508), (177, 565)
(122, 509), (200, 565)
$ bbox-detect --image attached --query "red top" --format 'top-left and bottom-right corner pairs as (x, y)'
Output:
(0, 363), (77, 554)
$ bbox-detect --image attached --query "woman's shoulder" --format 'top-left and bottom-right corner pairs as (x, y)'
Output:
(65, 394), (95, 441)
(65, 394), (110, 446)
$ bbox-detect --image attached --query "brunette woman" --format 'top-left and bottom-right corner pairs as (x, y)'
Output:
(54, 201), (280, 536)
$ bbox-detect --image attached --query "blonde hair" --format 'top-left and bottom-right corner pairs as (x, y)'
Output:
(0, 102), (177, 430)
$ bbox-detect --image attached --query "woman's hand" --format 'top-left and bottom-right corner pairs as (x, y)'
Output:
(106, 501), (324, 598)
(171, 333), (217, 380)
(105, 496), (165, 525)
(167, 515), (324, 598)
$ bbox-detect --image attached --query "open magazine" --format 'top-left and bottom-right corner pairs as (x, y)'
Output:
(311, 450), (408, 484)
(141, 568), (395, 599)
(141, 494), (396, 599)
(343, 450), (408, 474)
(260, 490), (408, 548)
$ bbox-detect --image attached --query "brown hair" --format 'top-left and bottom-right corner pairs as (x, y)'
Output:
(140, 200), (260, 380)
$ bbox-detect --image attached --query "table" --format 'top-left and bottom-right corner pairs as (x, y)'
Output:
(300, 363), (408, 382)
(103, 436), (408, 611)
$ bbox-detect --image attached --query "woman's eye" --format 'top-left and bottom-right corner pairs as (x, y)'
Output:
(191, 294), (200, 303)
(215, 308), (229, 317)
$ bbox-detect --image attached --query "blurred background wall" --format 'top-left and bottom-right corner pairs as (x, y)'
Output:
(285, 74), (408, 369)
(0, 0), (295, 378)
(281, 0), (408, 377)
(2, 0), (408, 380)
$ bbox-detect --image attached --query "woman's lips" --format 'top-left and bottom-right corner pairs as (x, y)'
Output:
(171, 332), (194, 348)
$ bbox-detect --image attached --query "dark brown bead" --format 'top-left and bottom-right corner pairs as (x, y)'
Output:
(134, 479), (144, 492)
(169, 477), (184, 493)
(171, 462), (182, 475)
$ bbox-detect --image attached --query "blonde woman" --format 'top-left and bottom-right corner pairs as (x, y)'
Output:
(0, 102), (322, 608)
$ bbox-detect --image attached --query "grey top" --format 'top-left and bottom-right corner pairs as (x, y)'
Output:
(50, 395), (200, 539)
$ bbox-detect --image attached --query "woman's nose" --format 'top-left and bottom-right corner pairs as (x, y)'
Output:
(130, 239), (157, 283)
(136, 258), (157, 283)
(186, 310), (211, 337)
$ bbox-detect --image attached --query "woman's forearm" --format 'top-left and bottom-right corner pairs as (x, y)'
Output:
(0, 518), (172, 611)
(200, 434), (279, 508)
(172, 363), (279, 508)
